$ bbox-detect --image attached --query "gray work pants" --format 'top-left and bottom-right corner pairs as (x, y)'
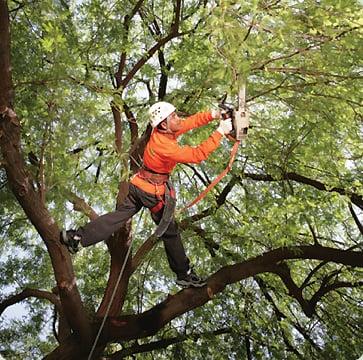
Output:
(76, 184), (189, 276)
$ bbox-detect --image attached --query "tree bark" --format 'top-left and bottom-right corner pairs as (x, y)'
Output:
(0, 0), (92, 348)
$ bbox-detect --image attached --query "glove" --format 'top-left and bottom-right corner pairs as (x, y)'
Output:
(217, 118), (233, 135)
(211, 109), (221, 119)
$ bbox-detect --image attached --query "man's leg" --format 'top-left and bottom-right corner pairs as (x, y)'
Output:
(62, 184), (142, 250)
(133, 185), (190, 276)
(150, 210), (206, 288)
(151, 212), (189, 275)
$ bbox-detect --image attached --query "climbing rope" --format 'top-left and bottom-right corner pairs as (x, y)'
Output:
(87, 208), (145, 360)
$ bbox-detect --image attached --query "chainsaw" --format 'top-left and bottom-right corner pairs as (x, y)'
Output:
(180, 86), (249, 212)
(219, 86), (250, 142)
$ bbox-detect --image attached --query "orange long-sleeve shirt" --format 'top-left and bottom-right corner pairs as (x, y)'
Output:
(131, 111), (222, 195)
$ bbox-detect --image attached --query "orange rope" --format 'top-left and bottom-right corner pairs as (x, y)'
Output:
(180, 140), (240, 212)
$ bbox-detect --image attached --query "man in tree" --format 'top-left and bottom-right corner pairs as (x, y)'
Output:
(61, 102), (232, 287)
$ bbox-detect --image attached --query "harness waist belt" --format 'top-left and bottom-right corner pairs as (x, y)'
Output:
(138, 168), (169, 185)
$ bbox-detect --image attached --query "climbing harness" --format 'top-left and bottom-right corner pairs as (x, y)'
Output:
(181, 85), (250, 212)
(87, 208), (145, 360)
(137, 165), (176, 238)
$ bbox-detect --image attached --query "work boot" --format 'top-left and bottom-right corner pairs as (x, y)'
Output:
(176, 269), (206, 288)
(60, 230), (81, 254)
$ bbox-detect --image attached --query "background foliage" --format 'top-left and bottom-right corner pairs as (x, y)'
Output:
(0, 0), (362, 358)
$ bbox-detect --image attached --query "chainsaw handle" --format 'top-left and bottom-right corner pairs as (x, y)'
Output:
(218, 103), (234, 120)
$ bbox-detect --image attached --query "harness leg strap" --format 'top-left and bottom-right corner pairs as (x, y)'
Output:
(152, 181), (176, 238)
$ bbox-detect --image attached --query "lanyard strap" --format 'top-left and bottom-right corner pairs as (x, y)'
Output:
(180, 140), (240, 212)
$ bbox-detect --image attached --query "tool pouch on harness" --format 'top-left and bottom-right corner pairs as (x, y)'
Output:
(153, 180), (176, 238)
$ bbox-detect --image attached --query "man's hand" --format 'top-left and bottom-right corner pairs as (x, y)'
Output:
(217, 118), (233, 135)
(211, 108), (233, 120)
(211, 109), (221, 119)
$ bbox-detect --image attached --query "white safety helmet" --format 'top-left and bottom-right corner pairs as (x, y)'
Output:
(149, 102), (176, 128)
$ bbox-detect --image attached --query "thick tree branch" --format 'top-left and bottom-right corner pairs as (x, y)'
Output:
(172, 0), (182, 33)
(99, 227), (133, 317)
(272, 263), (315, 317)
(66, 191), (99, 221)
(123, 102), (139, 172)
(46, 244), (363, 357)
(99, 184), (133, 317)
(0, 0), (13, 108)
(115, 0), (145, 85)
(309, 280), (363, 312)
(111, 103), (123, 154)
(0, 288), (61, 316)
(157, 49), (171, 100)
(103, 245), (363, 343)
(110, 327), (231, 358)
(123, 102), (138, 146)
(38, 120), (50, 203)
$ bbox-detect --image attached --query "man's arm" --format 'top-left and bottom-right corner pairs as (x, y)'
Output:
(175, 111), (220, 136)
(163, 130), (223, 164)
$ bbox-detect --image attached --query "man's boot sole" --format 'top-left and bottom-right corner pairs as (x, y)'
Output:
(60, 230), (79, 254)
